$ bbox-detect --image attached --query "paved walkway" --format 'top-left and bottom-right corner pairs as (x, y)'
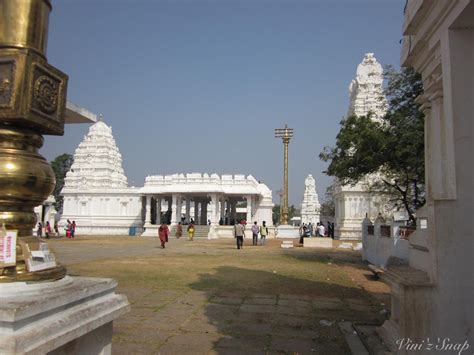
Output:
(48, 237), (389, 354)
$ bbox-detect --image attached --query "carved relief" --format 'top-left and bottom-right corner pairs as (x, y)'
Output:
(301, 174), (321, 224)
(33, 75), (58, 114)
(0, 60), (15, 107)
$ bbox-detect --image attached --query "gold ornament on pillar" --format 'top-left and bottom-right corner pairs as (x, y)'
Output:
(274, 124), (293, 225)
(0, 0), (68, 282)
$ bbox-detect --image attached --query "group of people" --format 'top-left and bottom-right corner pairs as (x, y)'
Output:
(234, 220), (268, 249)
(36, 220), (76, 239)
(157, 219), (269, 250)
(157, 219), (197, 248)
(298, 221), (334, 243)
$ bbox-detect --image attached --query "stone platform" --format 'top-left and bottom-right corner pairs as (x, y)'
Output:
(141, 224), (158, 237)
(0, 276), (130, 354)
(303, 238), (333, 249)
(281, 240), (294, 249)
(276, 225), (300, 238)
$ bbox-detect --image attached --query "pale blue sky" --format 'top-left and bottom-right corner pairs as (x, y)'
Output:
(42, 0), (404, 206)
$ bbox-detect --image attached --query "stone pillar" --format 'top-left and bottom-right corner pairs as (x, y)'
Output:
(145, 195), (151, 226)
(220, 197), (225, 220)
(201, 199), (208, 225)
(210, 194), (218, 224)
(246, 195), (252, 223)
(176, 195), (183, 223)
(166, 197), (172, 223)
(156, 197), (161, 224)
(186, 199), (191, 223)
(194, 199), (199, 224)
(171, 194), (178, 224)
(231, 200), (237, 223)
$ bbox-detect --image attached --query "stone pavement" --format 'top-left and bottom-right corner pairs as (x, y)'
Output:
(48, 237), (389, 354)
(112, 289), (352, 354)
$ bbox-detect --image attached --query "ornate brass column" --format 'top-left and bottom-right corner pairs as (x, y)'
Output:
(0, 0), (68, 282)
(275, 124), (293, 225)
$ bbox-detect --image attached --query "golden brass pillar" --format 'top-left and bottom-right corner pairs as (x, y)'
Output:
(0, 0), (68, 282)
(274, 124), (293, 225)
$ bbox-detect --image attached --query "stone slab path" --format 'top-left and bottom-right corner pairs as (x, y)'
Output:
(48, 237), (390, 354)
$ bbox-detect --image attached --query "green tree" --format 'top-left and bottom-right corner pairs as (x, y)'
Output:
(272, 204), (298, 225)
(319, 183), (335, 217)
(50, 153), (74, 213)
(320, 67), (425, 224)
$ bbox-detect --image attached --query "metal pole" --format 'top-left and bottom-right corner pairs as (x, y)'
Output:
(0, 0), (68, 282)
(274, 124), (293, 226)
(282, 137), (289, 225)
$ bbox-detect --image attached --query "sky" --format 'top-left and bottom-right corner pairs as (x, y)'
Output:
(42, 0), (405, 206)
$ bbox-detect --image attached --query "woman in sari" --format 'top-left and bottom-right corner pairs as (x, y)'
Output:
(187, 222), (195, 241)
(158, 223), (169, 248)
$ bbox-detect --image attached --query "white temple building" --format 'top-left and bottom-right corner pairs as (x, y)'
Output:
(61, 120), (274, 237)
(333, 53), (389, 240)
(61, 121), (143, 235)
(300, 175), (320, 225)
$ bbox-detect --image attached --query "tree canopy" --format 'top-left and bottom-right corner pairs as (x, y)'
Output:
(320, 67), (425, 223)
(50, 153), (74, 214)
(272, 204), (298, 225)
(319, 184), (335, 218)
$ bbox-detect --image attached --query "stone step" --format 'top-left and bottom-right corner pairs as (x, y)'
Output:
(170, 225), (209, 238)
(303, 238), (333, 248)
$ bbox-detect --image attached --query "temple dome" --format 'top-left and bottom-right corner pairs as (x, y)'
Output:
(347, 53), (387, 120)
(63, 119), (128, 189)
(301, 174), (321, 224)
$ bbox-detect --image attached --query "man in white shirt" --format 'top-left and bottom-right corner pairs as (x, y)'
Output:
(234, 220), (246, 249)
(318, 223), (326, 237)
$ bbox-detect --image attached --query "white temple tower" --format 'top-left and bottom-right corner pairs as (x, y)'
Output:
(61, 120), (143, 235)
(334, 53), (388, 240)
(347, 53), (387, 120)
(300, 175), (320, 225)
(63, 120), (128, 189)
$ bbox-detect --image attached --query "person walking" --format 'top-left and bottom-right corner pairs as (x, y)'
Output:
(326, 222), (332, 239)
(71, 221), (76, 238)
(187, 222), (195, 241)
(54, 220), (60, 237)
(299, 225), (309, 245)
(37, 222), (43, 238)
(175, 222), (183, 239)
(66, 219), (71, 238)
(234, 219), (245, 249)
(299, 223), (305, 239)
(251, 221), (259, 246)
(45, 221), (52, 239)
(158, 222), (169, 248)
(260, 221), (268, 246)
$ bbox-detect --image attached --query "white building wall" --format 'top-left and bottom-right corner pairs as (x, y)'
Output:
(61, 190), (143, 235)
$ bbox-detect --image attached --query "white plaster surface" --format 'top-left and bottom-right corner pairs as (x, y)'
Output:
(334, 53), (390, 241)
(275, 225), (300, 238)
(61, 120), (143, 235)
(303, 238), (333, 249)
(362, 217), (409, 268)
(60, 121), (275, 236)
(0, 276), (129, 354)
(300, 175), (321, 225)
(378, 1), (474, 351)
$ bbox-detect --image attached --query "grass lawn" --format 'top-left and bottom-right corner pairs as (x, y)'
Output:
(50, 237), (390, 354)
